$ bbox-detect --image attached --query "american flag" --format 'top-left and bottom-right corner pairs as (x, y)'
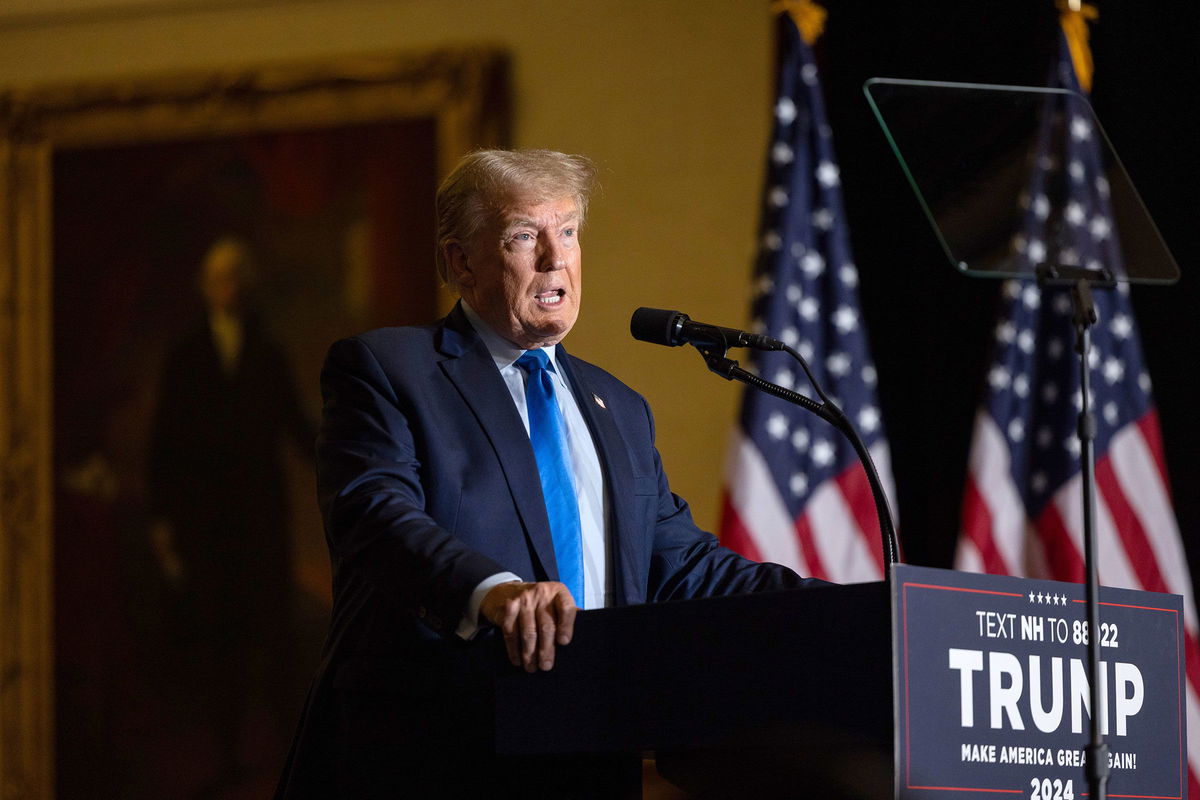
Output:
(719, 9), (894, 583)
(955, 31), (1200, 793)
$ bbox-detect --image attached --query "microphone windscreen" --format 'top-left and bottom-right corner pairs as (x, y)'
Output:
(630, 307), (682, 346)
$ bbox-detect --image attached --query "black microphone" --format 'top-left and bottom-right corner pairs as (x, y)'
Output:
(630, 307), (784, 351)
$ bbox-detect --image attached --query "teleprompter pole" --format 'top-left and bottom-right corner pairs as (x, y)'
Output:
(1071, 278), (1109, 800)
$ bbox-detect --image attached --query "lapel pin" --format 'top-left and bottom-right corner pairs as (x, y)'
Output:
(593, 394), (606, 409)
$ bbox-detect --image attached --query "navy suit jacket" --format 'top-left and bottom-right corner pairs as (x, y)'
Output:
(275, 304), (813, 797)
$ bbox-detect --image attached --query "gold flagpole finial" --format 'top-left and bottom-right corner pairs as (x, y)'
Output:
(1056, 0), (1099, 93)
(771, 0), (828, 47)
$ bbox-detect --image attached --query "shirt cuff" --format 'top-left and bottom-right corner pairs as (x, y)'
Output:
(455, 571), (524, 640)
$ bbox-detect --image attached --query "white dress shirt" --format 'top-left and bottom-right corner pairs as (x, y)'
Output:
(455, 302), (612, 639)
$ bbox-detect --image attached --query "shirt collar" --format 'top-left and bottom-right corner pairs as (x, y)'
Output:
(460, 300), (560, 371)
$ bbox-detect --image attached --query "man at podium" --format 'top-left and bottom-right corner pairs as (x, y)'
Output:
(275, 149), (821, 798)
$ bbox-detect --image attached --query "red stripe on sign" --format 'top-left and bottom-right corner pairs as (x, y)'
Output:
(1034, 502), (1085, 583)
(716, 493), (765, 563)
(1095, 454), (1170, 595)
(835, 461), (885, 574)
(961, 474), (1012, 575)
(794, 510), (829, 582)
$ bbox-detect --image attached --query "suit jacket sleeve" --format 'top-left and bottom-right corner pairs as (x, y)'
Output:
(316, 336), (506, 632)
(634, 394), (821, 601)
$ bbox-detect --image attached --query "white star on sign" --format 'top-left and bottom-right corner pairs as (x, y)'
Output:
(790, 472), (808, 496)
(801, 63), (819, 86)
(762, 230), (782, 251)
(792, 427), (810, 451)
(1069, 160), (1085, 182)
(766, 412), (789, 440)
(812, 208), (834, 230)
(799, 298), (819, 321)
(1008, 418), (1025, 443)
(1013, 374), (1029, 398)
(780, 326), (799, 346)
(839, 264), (858, 287)
(1089, 216), (1111, 240)
(858, 406), (880, 433)
(775, 368), (795, 390)
(1104, 402), (1119, 426)
(772, 142), (794, 165)
(862, 365), (877, 386)
(768, 186), (789, 208)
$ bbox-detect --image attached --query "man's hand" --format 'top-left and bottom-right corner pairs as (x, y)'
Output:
(479, 581), (576, 673)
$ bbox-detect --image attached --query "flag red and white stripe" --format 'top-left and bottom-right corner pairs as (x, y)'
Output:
(719, 8), (893, 584)
(957, 22), (1200, 794)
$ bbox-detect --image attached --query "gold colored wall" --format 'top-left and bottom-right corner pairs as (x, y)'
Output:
(0, 0), (774, 531)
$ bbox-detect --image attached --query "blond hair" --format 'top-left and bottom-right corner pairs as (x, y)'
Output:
(435, 149), (597, 289)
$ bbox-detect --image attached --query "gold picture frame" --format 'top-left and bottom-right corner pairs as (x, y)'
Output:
(0, 47), (508, 798)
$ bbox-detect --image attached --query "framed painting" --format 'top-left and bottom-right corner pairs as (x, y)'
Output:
(0, 47), (509, 799)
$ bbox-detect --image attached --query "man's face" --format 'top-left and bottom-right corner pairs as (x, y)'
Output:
(451, 193), (582, 350)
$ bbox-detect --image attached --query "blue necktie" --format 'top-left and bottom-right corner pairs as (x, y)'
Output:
(516, 349), (584, 607)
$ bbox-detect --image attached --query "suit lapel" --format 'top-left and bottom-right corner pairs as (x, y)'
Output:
(436, 305), (560, 583)
(558, 349), (646, 606)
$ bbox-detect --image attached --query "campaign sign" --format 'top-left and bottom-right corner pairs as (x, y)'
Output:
(892, 564), (1186, 800)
